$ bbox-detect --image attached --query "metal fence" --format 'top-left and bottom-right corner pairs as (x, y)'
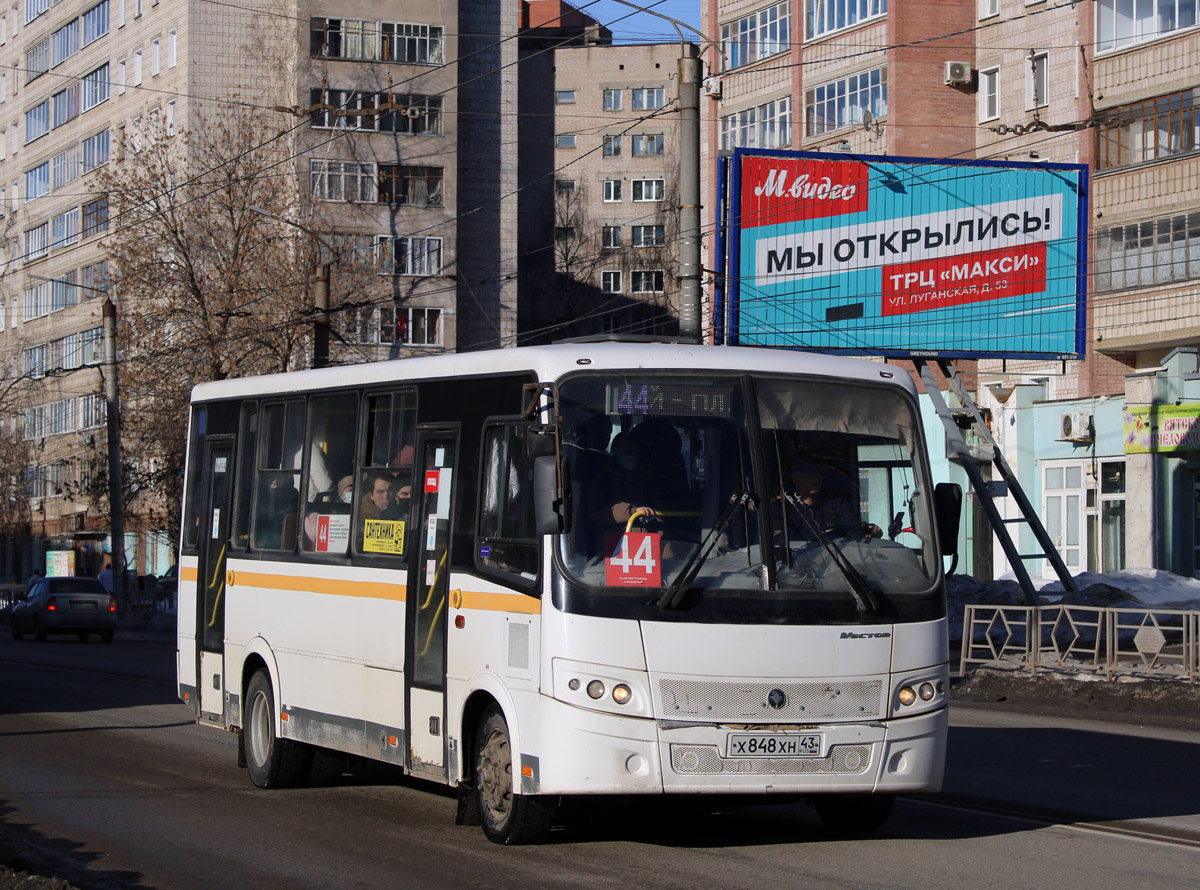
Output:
(960, 603), (1199, 680)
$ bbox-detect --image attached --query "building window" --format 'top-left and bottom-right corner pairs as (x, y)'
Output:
(309, 159), (375, 202)
(721, 1), (790, 70)
(631, 270), (665, 293)
(720, 96), (793, 149)
(555, 179), (576, 194)
(807, 0), (887, 40)
(632, 133), (664, 156)
(631, 224), (665, 247)
(151, 37), (160, 76)
(24, 222), (48, 260)
(603, 135), (620, 157)
(632, 87), (665, 110)
(979, 0), (999, 17)
(1097, 0), (1199, 53)
(1096, 87), (1197, 170)
(81, 326), (103, 364)
(310, 18), (444, 64)
(601, 270), (621, 293)
(631, 178), (664, 202)
(51, 19), (79, 67)
(603, 179), (622, 202)
(24, 0), (48, 25)
(603, 88), (622, 110)
(82, 64), (109, 111)
(1026, 51), (1048, 110)
(82, 129), (109, 172)
(81, 259), (108, 297)
(52, 85), (80, 127)
(555, 89), (576, 104)
(82, 1), (109, 46)
(24, 281), (49, 319)
(52, 208), (80, 248)
(116, 58), (126, 93)
(23, 343), (47, 378)
(82, 197), (108, 237)
(1094, 211), (1200, 292)
(556, 133), (577, 149)
(979, 67), (1000, 121)
(356, 306), (442, 346)
(26, 38), (48, 83)
(805, 67), (885, 137)
(133, 48), (142, 85)
(52, 147), (78, 189)
(167, 27), (176, 67)
(555, 225), (575, 241)
(375, 235), (443, 276)
(82, 394), (106, 428)
(378, 164), (443, 206)
(24, 160), (48, 202)
(602, 225), (621, 249)
(308, 89), (443, 135)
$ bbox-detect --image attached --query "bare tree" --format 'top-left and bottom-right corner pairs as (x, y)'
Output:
(97, 103), (323, 546)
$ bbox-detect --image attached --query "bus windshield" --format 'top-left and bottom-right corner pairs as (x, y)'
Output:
(557, 373), (941, 622)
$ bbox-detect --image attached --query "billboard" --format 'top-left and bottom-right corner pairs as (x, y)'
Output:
(722, 151), (1088, 359)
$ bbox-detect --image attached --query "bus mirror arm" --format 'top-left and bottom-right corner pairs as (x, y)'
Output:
(933, 482), (963, 559)
(533, 455), (567, 536)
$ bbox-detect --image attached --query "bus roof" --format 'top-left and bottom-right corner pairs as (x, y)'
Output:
(189, 343), (917, 403)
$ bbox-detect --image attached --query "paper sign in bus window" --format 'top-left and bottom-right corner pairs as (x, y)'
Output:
(312, 515), (350, 552)
(363, 519), (406, 555)
(605, 532), (661, 587)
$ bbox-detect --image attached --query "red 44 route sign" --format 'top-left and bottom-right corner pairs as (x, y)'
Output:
(605, 532), (662, 587)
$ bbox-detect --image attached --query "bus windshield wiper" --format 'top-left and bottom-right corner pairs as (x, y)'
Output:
(657, 490), (751, 610)
(782, 494), (880, 617)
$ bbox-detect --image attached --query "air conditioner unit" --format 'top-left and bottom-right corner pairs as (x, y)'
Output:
(945, 61), (972, 85)
(703, 76), (723, 98)
(1060, 412), (1093, 441)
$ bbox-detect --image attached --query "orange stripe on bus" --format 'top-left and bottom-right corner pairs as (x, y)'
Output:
(233, 572), (408, 602)
(459, 590), (542, 615)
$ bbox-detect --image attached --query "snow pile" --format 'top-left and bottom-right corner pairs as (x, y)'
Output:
(946, 567), (1200, 645)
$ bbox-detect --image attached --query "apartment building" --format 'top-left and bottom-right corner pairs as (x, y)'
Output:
(700, 0), (1200, 579)
(0, 0), (521, 581)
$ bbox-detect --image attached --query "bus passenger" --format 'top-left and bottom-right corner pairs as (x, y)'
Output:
(360, 472), (394, 522)
(785, 461), (880, 540)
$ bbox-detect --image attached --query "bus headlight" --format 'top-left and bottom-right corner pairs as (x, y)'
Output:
(587, 680), (605, 699)
(897, 686), (917, 706)
(919, 682), (935, 701)
(611, 684), (632, 705)
(552, 658), (653, 719)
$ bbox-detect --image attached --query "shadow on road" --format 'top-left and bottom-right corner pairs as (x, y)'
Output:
(0, 801), (165, 890)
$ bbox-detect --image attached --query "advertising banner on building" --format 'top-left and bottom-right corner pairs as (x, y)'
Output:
(1123, 404), (1200, 453)
(724, 150), (1088, 359)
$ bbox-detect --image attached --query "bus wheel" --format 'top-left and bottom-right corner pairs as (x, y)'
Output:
(814, 794), (895, 832)
(473, 705), (554, 844)
(244, 670), (309, 788)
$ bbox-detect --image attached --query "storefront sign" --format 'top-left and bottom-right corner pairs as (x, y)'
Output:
(1123, 404), (1200, 453)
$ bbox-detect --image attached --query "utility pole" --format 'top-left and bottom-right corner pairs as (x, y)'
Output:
(677, 42), (702, 342)
(102, 298), (125, 611)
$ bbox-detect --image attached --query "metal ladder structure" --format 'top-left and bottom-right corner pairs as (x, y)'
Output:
(914, 359), (1080, 606)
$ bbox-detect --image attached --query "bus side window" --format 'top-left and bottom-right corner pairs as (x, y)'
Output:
(181, 406), (207, 552)
(300, 393), (358, 555)
(356, 389), (417, 558)
(231, 402), (258, 551)
(252, 400), (304, 552)
(477, 422), (539, 586)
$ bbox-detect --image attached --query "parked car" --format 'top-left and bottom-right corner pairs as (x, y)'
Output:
(155, 564), (178, 607)
(10, 576), (118, 643)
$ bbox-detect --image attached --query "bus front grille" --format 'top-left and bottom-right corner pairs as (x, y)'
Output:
(669, 744), (873, 775)
(658, 679), (884, 722)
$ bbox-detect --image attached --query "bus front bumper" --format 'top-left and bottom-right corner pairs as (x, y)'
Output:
(532, 696), (946, 796)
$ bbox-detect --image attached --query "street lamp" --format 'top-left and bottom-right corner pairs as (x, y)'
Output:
(249, 207), (334, 369)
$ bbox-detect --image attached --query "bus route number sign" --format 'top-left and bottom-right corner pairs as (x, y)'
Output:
(605, 532), (661, 587)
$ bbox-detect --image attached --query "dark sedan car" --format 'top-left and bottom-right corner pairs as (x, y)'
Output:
(11, 576), (117, 642)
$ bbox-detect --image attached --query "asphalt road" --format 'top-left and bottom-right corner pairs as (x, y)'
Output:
(2, 630), (1199, 890)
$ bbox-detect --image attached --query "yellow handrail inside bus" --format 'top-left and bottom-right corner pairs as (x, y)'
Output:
(418, 595), (446, 657)
(622, 508), (702, 535)
(205, 543), (227, 628)
(419, 549), (449, 611)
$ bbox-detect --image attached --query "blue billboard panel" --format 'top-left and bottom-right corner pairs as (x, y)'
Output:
(728, 151), (1088, 359)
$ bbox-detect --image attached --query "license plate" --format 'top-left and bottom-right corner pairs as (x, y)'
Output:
(71, 601), (97, 610)
(727, 733), (822, 758)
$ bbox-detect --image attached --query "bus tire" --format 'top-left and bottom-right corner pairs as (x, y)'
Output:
(244, 670), (309, 788)
(814, 793), (895, 832)
(474, 705), (555, 844)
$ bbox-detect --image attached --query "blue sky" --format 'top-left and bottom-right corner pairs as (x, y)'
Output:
(576, 1), (705, 44)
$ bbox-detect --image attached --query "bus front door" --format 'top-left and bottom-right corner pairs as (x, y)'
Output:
(197, 438), (233, 724)
(406, 430), (457, 780)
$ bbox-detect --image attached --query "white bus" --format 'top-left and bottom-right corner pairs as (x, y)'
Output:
(176, 342), (960, 843)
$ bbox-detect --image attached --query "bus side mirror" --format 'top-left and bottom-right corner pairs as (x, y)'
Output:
(526, 424), (557, 458)
(934, 482), (962, 557)
(533, 455), (566, 535)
